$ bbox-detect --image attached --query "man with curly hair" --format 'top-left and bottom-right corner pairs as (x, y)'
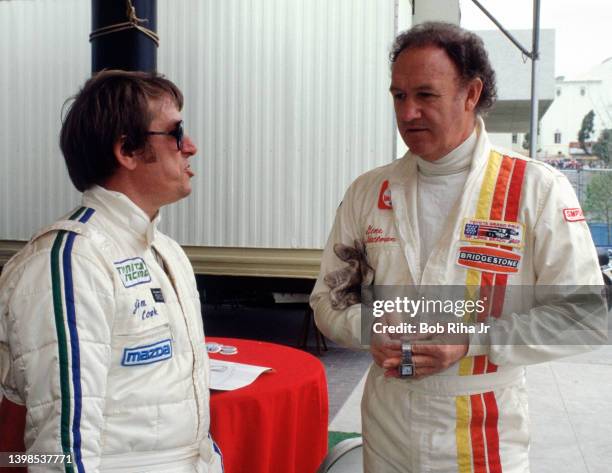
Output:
(311, 22), (602, 472)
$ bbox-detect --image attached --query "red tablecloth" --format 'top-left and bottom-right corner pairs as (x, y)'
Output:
(0, 338), (328, 473)
(0, 396), (26, 473)
(208, 337), (328, 473)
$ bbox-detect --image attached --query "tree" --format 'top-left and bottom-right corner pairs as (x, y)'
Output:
(593, 129), (612, 165)
(578, 110), (595, 153)
(522, 132), (530, 151)
(584, 171), (612, 244)
(521, 124), (541, 156)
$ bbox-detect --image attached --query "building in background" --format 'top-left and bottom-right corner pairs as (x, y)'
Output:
(539, 58), (612, 160)
(505, 58), (612, 162)
(476, 28), (555, 155)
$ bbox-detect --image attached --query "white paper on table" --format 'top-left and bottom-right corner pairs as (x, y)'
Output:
(209, 358), (273, 391)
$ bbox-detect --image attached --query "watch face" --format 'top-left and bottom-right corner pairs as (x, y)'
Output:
(400, 363), (414, 377)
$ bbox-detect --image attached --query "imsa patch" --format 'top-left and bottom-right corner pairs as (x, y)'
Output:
(122, 339), (172, 366)
(456, 246), (521, 274)
(114, 257), (151, 288)
(461, 218), (524, 248)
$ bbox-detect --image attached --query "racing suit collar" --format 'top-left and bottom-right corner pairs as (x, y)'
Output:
(416, 129), (476, 176)
(82, 185), (161, 245)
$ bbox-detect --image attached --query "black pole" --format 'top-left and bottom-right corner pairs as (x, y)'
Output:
(91, 0), (158, 73)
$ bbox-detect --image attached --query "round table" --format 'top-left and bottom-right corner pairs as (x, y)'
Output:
(208, 337), (328, 473)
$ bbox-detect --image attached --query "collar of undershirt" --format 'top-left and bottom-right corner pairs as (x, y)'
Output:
(416, 129), (477, 177)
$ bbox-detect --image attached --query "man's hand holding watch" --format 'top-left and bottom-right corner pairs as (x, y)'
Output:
(381, 337), (470, 378)
(399, 342), (415, 377)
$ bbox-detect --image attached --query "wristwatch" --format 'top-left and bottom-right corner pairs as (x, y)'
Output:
(399, 342), (415, 377)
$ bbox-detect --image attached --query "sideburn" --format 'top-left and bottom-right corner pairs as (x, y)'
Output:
(140, 142), (159, 164)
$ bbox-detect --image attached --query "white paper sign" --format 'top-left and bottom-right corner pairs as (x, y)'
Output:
(210, 359), (273, 391)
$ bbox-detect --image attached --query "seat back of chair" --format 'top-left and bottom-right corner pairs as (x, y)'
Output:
(316, 437), (363, 473)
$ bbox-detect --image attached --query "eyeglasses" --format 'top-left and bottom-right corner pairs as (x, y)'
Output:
(146, 120), (184, 151)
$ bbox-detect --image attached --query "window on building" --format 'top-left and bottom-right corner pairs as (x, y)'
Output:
(556, 88), (561, 97)
(554, 132), (562, 144)
(512, 133), (518, 144)
(580, 86), (586, 96)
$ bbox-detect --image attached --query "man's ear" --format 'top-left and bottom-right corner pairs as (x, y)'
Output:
(465, 77), (484, 112)
(113, 136), (139, 171)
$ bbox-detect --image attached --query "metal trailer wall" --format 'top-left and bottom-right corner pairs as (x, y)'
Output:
(0, 0), (89, 239)
(0, 0), (398, 275)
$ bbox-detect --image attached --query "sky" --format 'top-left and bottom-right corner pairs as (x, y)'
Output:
(460, 0), (612, 78)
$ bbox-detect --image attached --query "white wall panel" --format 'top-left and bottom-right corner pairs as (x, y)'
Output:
(0, 0), (90, 240)
(1, 0), (397, 250)
(158, 0), (397, 248)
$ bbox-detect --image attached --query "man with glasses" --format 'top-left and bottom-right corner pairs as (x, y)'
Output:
(0, 70), (223, 472)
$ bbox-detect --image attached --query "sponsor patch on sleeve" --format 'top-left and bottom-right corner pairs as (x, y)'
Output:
(122, 339), (172, 366)
(461, 219), (524, 247)
(377, 180), (393, 209)
(456, 246), (521, 273)
(563, 208), (585, 222)
(114, 257), (151, 288)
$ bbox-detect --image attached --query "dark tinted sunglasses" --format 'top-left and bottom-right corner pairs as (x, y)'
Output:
(146, 120), (184, 151)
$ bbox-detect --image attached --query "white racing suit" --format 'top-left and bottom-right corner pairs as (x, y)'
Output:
(0, 186), (223, 473)
(310, 120), (605, 472)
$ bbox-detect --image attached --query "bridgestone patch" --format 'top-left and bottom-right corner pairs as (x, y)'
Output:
(456, 245), (521, 274)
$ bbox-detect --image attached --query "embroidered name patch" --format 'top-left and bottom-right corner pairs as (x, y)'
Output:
(461, 219), (524, 247)
(456, 246), (521, 273)
(365, 224), (397, 244)
(122, 339), (172, 366)
(563, 208), (585, 222)
(114, 257), (151, 288)
(377, 180), (392, 209)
